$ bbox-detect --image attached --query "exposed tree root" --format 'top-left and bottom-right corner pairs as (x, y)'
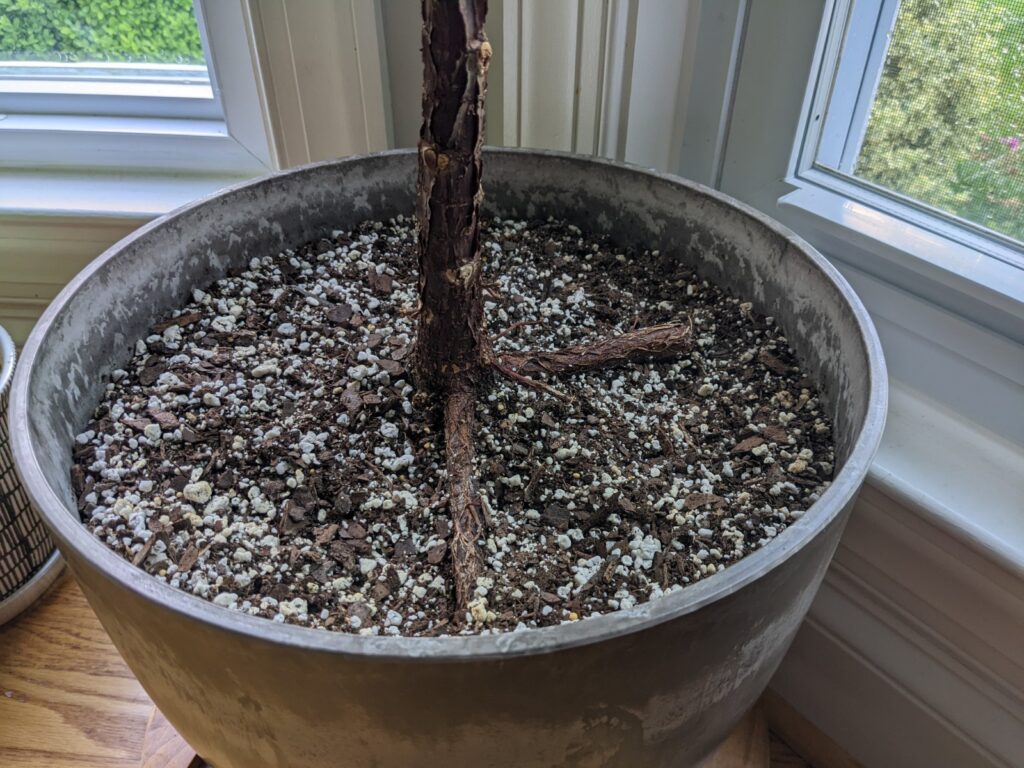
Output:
(444, 388), (485, 621)
(443, 324), (693, 622)
(497, 320), (693, 377)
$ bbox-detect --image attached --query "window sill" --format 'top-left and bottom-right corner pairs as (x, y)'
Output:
(778, 172), (1024, 343)
(870, 382), (1024, 575)
(0, 169), (251, 220)
(0, 114), (268, 176)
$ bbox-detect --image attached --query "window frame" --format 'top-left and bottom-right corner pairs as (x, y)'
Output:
(708, 0), (1023, 444)
(795, 0), (1024, 271)
(811, 0), (898, 174)
(0, 0), (276, 179)
(0, 61), (220, 119)
(772, 0), (1024, 337)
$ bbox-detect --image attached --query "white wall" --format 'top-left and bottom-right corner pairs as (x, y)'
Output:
(380, 0), (710, 171)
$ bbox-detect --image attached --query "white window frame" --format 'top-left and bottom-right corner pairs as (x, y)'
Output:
(781, 0), (1024, 357)
(0, 61), (220, 118)
(0, 0), (276, 179)
(708, 0), (1022, 442)
(776, 0), (1024, 327)
(794, 0), (1024, 272)
(812, 0), (898, 174)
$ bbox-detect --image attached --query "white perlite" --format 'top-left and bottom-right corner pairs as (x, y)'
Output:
(182, 481), (212, 505)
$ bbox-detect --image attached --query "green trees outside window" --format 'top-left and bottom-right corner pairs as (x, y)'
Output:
(856, 0), (1024, 242)
(0, 0), (203, 65)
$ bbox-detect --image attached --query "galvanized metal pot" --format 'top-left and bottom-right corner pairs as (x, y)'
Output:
(10, 149), (886, 768)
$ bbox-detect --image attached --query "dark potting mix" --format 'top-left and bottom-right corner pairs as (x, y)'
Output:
(71, 218), (835, 636)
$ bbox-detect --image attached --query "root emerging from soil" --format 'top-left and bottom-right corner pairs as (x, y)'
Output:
(444, 388), (485, 615)
(497, 321), (693, 377)
(443, 320), (694, 622)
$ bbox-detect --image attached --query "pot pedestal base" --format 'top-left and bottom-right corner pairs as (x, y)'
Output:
(140, 704), (772, 768)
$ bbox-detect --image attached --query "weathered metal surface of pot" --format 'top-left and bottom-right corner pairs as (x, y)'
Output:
(10, 150), (886, 768)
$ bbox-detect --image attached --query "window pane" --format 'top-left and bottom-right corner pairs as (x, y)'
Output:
(0, 0), (205, 65)
(853, 0), (1024, 242)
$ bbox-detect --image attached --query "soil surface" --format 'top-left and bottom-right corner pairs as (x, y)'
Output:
(72, 218), (835, 636)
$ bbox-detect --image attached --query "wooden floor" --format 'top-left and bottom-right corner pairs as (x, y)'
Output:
(0, 573), (825, 767)
(0, 573), (151, 767)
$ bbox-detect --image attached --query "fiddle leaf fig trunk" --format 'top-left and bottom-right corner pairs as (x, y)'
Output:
(414, 0), (491, 617)
(410, 0), (692, 623)
(413, 0), (491, 394)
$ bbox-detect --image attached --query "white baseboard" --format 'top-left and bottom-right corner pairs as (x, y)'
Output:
(772, 478), (1024, 768)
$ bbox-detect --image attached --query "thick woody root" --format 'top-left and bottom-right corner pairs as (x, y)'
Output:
(444, 388), (485, 621)
(497, 320), (693, 378)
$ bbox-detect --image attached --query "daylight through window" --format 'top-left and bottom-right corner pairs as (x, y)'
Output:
(0, 0), (211, 102)
(826, 0), (1024, 243)
(0, 0), (204, 65)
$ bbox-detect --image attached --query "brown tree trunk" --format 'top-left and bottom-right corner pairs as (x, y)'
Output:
(411, 0), (693, 626)
(414, 0), (491, 622)
(413, 0), (491, 391)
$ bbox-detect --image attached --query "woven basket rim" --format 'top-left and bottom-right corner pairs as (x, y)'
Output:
(0, 324), (14, 399)
(0, 551), (63, 626)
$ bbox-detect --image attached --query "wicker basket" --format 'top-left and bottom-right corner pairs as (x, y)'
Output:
(1, 324), (62, 625)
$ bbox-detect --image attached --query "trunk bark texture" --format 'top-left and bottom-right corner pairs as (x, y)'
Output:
(413, 0), (491, 391)
(414, 0), (490, 622)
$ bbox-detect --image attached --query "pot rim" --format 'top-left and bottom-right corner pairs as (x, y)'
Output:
(10, 148), (888, 661)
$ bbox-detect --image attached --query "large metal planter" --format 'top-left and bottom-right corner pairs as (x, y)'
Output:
(10, 149), (886, 768)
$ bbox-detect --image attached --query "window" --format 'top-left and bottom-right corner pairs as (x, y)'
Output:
(854, 0), (1024, 243)
(0, 0), (273, 180)
(718, 0), (1023, 442)
(805, 0), (1024, 265)
(0, 0), (218, 118)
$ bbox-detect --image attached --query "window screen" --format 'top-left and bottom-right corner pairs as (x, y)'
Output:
(0, 0), (205, 65)
(840, 0), (1024, 243)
